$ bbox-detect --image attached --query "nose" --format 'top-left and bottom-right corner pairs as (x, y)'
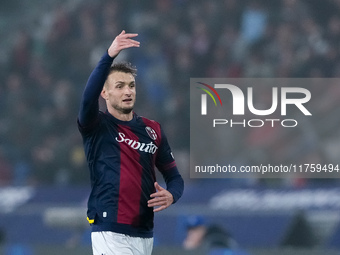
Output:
(124, 86), (133, 95)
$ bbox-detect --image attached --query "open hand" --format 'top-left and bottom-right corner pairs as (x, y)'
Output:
(108, 30), (140, 58)
(148, 182), (174, 212)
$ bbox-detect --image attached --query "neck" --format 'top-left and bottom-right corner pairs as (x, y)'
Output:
(108, 108), (134, 121)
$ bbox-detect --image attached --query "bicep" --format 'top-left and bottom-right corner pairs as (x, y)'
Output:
(78, 95), (99, 127)
(78, 52), (113, 127)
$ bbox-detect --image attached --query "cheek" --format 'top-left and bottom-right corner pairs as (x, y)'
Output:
(108, 91), (120, 99)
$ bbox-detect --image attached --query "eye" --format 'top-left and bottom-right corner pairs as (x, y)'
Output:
(129, 83), (135, 88)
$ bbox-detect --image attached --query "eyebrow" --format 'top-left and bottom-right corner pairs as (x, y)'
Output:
(115, 80), (135, 84)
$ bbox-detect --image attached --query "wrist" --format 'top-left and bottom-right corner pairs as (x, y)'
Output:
(107, 48), (117, 58)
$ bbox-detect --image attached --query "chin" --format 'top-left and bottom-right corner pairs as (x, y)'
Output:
(121, 107), (134, 114)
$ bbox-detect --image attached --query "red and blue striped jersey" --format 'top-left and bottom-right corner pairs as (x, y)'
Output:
(77, 52), (184, 238)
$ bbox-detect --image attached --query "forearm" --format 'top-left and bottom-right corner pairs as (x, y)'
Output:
(163, 167), (184, 204)
(78, 52), (114, 126)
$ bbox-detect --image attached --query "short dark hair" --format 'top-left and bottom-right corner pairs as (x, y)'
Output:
(109, 62), (137, 77)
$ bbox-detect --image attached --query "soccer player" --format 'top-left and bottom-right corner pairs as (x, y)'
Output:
(77, 30), (184, 255)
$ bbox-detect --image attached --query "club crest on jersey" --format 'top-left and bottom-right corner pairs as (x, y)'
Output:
(145, 127), (157, 140)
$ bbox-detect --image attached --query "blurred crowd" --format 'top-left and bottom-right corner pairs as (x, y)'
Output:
(1, 0), (340, 186)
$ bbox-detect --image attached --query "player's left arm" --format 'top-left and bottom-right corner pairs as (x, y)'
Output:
(148, 128), (184, 212)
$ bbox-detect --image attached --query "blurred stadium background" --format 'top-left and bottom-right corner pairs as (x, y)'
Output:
(1, 0), (340, 254)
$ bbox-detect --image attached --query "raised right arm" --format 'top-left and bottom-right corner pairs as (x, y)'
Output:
(78, 53), (114, 127)
(78, 30), (140, 127)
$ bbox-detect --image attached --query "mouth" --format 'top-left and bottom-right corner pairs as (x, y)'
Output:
(122, 98), (133, 103)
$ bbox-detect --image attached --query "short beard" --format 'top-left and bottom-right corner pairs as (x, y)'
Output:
(113, 105), (134, 114)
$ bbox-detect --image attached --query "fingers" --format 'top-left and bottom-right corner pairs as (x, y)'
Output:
(154, 182), (164, 192)
(148, 195), (169, 212)
(119, 29), (136, 37)
(119, 31), (138, 39)
(148, 185), (174, 212)
(153, 205), (166, 213)
(108, 30), (140, 57)
(117, 30), (138, 42)
(148, 192), (170, 206)
(116, 38), (140, 49)
(115, 34), (140, 47)
(150, 183), (164, 198)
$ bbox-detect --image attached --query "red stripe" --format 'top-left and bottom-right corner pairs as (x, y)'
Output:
(117, 125), (143, 227)
(197, 82), (223, 106)
(163, 161), (177, 171)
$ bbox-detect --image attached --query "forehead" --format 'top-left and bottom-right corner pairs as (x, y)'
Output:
(107, 71), (135, 84)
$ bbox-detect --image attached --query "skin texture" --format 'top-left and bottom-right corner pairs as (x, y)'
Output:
(148, 182), (174, 212)
(101, 71), (136, 121)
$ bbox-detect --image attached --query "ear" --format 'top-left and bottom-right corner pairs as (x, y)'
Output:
(100, 88), (108, 100)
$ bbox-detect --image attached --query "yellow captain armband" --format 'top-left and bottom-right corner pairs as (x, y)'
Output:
(87, 217), (95, 224)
